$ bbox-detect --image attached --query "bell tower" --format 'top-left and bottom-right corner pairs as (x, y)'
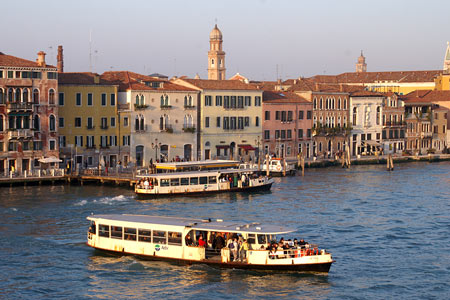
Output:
(444, 41), (450, 74)
(356, 50), (367, 73)
(208, 24), (226, 80)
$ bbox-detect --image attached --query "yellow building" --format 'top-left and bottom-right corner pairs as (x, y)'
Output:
(173, 78), (263, 160)
(58, 72), (130, 170)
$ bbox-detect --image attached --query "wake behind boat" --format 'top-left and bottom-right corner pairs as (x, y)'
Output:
(86, 214), (334, 272)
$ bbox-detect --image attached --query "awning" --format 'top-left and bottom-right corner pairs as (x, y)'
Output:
(216, 145), (230, 149)
(38, 156), (62, 163)
(238, 144), (256, 151)
(363, 140), (381, 147)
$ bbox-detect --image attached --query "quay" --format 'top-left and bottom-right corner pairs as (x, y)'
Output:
(1, 154), (449, 188)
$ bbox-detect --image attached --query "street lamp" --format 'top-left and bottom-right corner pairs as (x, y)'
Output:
(255, 135), (261, 171)
(151, 138), (161, 162)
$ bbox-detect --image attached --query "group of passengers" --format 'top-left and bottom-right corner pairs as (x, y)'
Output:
(264, 237), (309, 259)
(137, 178), (156, 189)
(219, 173), (251, 188)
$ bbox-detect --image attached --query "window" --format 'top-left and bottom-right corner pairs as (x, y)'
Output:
(109, 135), (117, 147)
(110, 117), (116, 128)
(205, 117), (210, 128)
(245, 96), (251, 106)
(307, 129), (311, 138)
(216, 96), (222, 106)
(33, 89), (39, 104)
(238, 117), (244, 129)
(123, 135), (130, 146)
(124, 228), (136, 241)
(75, 117), (82, 128)
(101, 117), (108, 129)
(275, 111), (280, 120)
(298, 129), (303, 139)
(49, 115), (56, 131)
(264, 130), (270, 139)
(190, 177), (198, 185)
(153, 230), (167, 244)
(87, 93), (93, 106)
(49, 140), (56, 150)
(265, 111), (270, 120)
(313, 97), (317, 109)
(224, 96), (230, 108)
(275, 130), (280, 139)
(353, 107), (357, 126)
(205, 95), (212, 106)
(124, 117), (129, 127)
(87, 117), (94, 129)
(87, 136), (94, 148)
(255, 96), (261, 106)
(287, 130), (292, 139)
(110, 94), (116, 106)
(7, 71), (14, 78)
(138, 229), (152, 242)
(168, 232), (182, 245)
(99, 225), (110, 237)
(101, 93), (106, 106)
(299, 111), (304, 120)
(216, 116), (221, 127)
(58, 93), (64, 106)
(307, 111), (312, 120)
(47, 72), (57, 79)
(287, 111), (293, 122)
(244, 116), (249, 127)
(255, 116), (260, 127)
(76, 93), (81, 106)
(238, 96), (244, 108)
(75, 136), (83, 147)
(111, 226), (123, 239)
(231, 96), (236, 108)
(59, 136), (66, 148)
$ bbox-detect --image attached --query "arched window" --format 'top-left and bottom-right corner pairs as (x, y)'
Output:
(188, 114), (193, 127)
(205, 141), (210, 147)
(15, 88), (21, 102)
(352, 107), (357, 126)
(165, 95), (169, 106)
(338, 97), (341, 110)
(49, 115), (56, 131)
(189, 96), (192, 106)
(8, 88), (14, 102)
(313, 97), (317, 109)
(135, 95), (140, 105)
(135, 116), (140, 131)
(160, 95), (164, 106)
(33, 89), (39, 104)
(343, 98), (347, 110)
(332, 97), (335, 109)
(140, 95), (144, 105)
(319, 97), (323, 109)
(49, 89), (55, 105)
(184, 96), (188, 107)
(34, 115), (40, 131)
(376, 106), (381, 125)
(0, 115), (4, 131)
(160, 116), (164, 130)
(22, 88), (29, 103)
(184, 115), (188, 128)
(0, 88), (4, 104)
(139, 114), (144, 131)
(211, 59), (215, 66)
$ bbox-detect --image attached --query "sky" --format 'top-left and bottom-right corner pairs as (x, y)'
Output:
(2, 0), (450, 81)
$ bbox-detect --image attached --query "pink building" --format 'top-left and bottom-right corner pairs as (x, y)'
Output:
(262, 91), (313, 158)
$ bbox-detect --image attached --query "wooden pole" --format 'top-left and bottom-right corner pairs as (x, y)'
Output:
(282, 157), (286, 177)
(301, 155), (305, 176)
(265, 154), (270, 177)
(387, 154), (394, 171)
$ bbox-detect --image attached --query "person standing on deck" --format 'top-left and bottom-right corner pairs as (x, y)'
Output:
(239, 239), (249, 262)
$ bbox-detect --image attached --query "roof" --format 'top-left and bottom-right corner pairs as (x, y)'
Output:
(58, 72), (116, 85)
(0, 52), (56, 69)
(87, 214), (293, 234)
(263, 90), (310, 104)
(350, 90), (385, 97)
(308, 70), (442, 84)
(101, 71), (197, 92)
(179, 78), (260, 91)
(287, 78), (365, 93)
(402, 90), (450, 104)
(155, 160), (239, 170)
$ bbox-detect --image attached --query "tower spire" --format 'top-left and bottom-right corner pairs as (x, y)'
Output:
(208, 24), (226, 80)
(356, 50), (367, 73)
(444, 41), (450, 74)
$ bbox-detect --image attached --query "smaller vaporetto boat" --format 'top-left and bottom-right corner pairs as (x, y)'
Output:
(86, 214), (334, 272)
(134, 168), (273, 197)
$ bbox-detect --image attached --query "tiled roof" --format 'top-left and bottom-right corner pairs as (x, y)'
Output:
(350, 90), (385, 97)
(0, 52), (56, 69)
(58, 72), (116, 85)
(263, 90), (310, 103)
(308, 70), (442, 84)
(402, 90), (450, 104)
(287, 79), (365, 93)
(101, 71), (196, 92)
(180, 78), (260, 90)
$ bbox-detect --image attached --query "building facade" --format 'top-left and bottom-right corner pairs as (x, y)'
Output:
(103, 71), (200, 167)
(173, 78), (263, 161)
(349, 91), (384, 156)
(262, 91), (313, 158)
(0, 51), (59, 175)
(381, 92), (406, 154)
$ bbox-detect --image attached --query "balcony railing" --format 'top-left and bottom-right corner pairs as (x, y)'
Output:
(134, 104), (149, 110)
(135, 124), (148, 133)
(8, 129), (34, 139)
(184, 105), (195, 109)
(7, 102), (33, 111)
(160, 104), (172, 109)
(182, 127), (196, 133)
(160, 125), (173, 133)
(383, 121), (406, 127)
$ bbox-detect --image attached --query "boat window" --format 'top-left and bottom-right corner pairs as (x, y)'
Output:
(138, 229), (152, 242)
(168, 231), (182, 245)
(247, 233), (256, 244)
(257, 234), (266, 244)
(181, 178), (189, 185)
(99, 224), (110, 237)
(269, 234), (277, 243)
(160, 179), (170, 187)
(190, 177), (198, 185)
(199, 177), (207, 184)
(153, 230), (167, 244)
(208, 176), (217, 184)
(124, 228), (137, 241)
(271, 161), (277, 166)
(111, 226), (123, 239)
(170, 178), (180, 186)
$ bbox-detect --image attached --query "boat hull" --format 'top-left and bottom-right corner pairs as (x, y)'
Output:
(89, 245), (332, 273)
(135, 182), (273, 198)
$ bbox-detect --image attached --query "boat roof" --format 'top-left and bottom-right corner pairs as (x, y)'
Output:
(154, 160), (240, 170)
(87, 214), (294, 234)
(136, 168), (259, 178)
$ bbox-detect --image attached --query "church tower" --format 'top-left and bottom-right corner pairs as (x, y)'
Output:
(443, 41), (450, 74)
(208, 24), (226, 80)
(356, 51), (367, 73)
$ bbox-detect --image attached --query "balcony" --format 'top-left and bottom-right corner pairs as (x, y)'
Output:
(160, 104), (172, 109)
(7, 102), (33, 111)
(134, 104), (149, 110)
(8, 129), (34, 139)
(182, 126), (196, 133)
(135, 124), (148, 133)
(383, 121), (406, 127)
(183, 105), (195, 110)
(160, 125), (173, 133)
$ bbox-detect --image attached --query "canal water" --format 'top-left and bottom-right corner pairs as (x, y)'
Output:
(0, 162), (449, 299)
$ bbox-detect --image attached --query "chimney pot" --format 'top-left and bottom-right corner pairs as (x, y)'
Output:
(57, 45), (64, 73)
(36, 51), (46, 67)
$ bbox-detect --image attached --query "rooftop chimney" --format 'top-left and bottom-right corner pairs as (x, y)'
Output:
(57, 45), (64, 73)
(36, 51), (46, 67)
(94, 74), (100, 84)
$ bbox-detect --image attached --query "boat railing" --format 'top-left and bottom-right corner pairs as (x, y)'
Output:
(265, 245), (323, 259)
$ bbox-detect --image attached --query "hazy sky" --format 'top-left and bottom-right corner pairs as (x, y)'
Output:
(2, 0), (450, 80)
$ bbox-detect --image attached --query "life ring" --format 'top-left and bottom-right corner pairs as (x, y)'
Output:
(276, 165), (281, 171)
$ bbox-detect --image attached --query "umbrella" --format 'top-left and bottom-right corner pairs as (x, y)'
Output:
(38, 156), (62, 163)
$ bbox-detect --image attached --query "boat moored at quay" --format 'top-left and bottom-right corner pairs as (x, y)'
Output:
(86, 214), (334, 272)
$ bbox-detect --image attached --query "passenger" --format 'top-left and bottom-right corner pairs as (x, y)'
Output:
(239, 239), (250, 262)
(185, 234), (194, 246)
(299, 239), (308, 248)
(293, 239), (299, 249)
(228, 238), (239, 261)
(198, 235), (206, 248)
(144, 178), (149, 189)
(269, 246), (278, 259)
(214, 233), (225, 250)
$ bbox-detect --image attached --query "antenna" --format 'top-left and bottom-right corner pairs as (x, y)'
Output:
(89, 29), (92, 73)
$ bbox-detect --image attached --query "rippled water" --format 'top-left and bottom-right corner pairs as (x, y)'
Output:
(0, 162), (449, 299)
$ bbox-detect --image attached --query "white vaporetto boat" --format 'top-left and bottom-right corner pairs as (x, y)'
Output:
(86, 214), (334, 272)
(135, 168), (273, 197)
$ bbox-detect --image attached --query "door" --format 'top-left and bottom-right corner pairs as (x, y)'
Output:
(136, 145), (144, 167)
(184, 144), (192, 161)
